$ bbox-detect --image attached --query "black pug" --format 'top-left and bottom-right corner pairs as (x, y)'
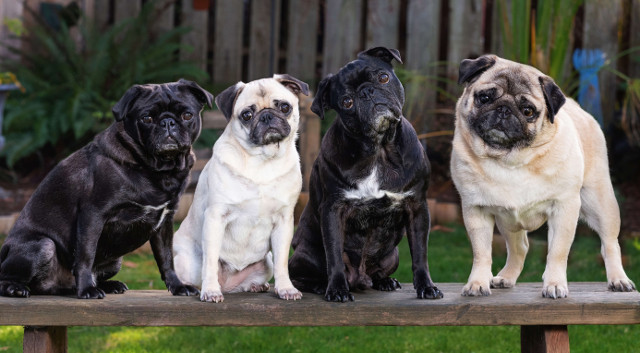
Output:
(0, 79), (212, 299)
(288, 47), (443, 302)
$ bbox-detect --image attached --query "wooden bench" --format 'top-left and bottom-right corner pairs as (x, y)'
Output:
(1, 282), (638, 353)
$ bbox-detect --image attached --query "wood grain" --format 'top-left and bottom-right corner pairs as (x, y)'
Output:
(286, 0), (320, 83)
(180, 0), (208, 73)
(322, 0), (364, 77)
(1, 283), (638, 327)
(298, 96), (321, 191)
(521, 325), (569, 353)
(23, 326), (67, 353)
(213, 0), (244, 84)
(365, 0), (400, 49)
(248, 0), (282, 80)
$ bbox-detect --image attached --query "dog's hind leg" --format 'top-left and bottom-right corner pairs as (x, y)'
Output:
(580, 183), (635, 292)
(491, 223), (528, 289)
(96, 258), (128, 294)
(371, 247), (401, 291)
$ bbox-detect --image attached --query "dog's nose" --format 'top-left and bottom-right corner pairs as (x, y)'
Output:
(260, 112), (273, 123)
(159, 117), (177, 130)
(496, 106), (512, 119)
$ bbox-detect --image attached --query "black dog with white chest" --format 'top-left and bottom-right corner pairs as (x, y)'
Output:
(0, 79), (211, 299)
(288, 47), (443, 302)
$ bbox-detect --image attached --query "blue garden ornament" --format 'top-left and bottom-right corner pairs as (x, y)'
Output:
(573, 49), (605, 127)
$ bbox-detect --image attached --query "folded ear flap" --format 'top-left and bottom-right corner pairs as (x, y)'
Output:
(458, 55), (497, 85)
(274, 74), (310, 96)
(112, 85), (144, 121)
(310, 75), (332, 120)
(358, 47), (403, 64)
(538, 76), (566, 124)
(177, 78), (214, 109)
(214, 82), (245, 121)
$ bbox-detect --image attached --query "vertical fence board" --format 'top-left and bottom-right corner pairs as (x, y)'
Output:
(446, 0), (484, 94)
(151, 0), (175, 38)
(631, 0), (640, 79)
(366, 0), (400, 49)
(405, 0), (441, 133)
(180, 0), (208, 73)
(583, 0), (622, 126)
(91, 0), (110, 29)
(0, 0), (24, 65)
(248, 0), (281, 80)
(213, 0), (244, 84)
(286, 0), (320, 83)
(322, 0), (364, 76)
(114, 0), (141, 23)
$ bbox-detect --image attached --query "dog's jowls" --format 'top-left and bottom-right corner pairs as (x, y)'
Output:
(173, 74), (309, 302)
(451, 54), (635, 298)
(288, 47), (443, 302)
(0, 80), (211, 299)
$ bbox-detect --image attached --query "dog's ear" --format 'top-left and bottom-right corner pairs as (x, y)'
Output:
(538, 76), (566, 124)
(458, 55), (497, 85)
(113, 85), (144, 122)
(177, 78), (214, 109)
(311, 75), (332, 120)
(274, 74), (310, 96)
(358, 47), (403, 64)
(215, 82), (245, 121)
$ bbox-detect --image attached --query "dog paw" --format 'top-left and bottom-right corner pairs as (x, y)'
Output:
(98, 280), (129, 294)
(324, 286), (354, 302)
(250, 283), (270, 293)
(0, 282), (30, 298)
(200, 289), (224, 303)
(78, 286), (106, 299)
(372, 277), (401, 291)
(490, 276), (516, 289)
(170, 284), (200, 296)
(461, 280), (492, 296)
(542, 282), (569, 299)
(608, 278), (636, 292)
(276, 286), (302, 300)
(416, 285), (444, 299)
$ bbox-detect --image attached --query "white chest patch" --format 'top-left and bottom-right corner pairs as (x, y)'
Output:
(343, 167), (412, 202)
(131, 201), (171, 231)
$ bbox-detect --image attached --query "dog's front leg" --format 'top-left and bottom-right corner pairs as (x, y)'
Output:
(75, 210), (106, 299)
(542, 197), (580, 299)
(151, 220), (200, 296)
(271, 210), (302, 300)
(200, 206), (226, 302)
(407, 203), (443, 299)
(321, 203), (353, 302)
(461, 205), (495, 296)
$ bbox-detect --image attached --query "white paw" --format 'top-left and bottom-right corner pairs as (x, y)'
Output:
(461, 280), (491, 296)
(608, 277), (636, 292)
(542, 281), (569, 299)
(200, 289), (224, 303)
(490, 275), (516, 289)
(276, 286), (302, 300)
(250, 283), (270, 293)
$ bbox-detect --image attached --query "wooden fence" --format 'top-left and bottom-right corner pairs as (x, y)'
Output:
(1, 0), (639, 132)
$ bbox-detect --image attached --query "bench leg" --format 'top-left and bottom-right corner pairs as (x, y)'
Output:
(521, 325), (569, 353)
(23, 326), (68, 353)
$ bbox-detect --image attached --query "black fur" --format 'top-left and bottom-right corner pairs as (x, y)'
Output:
(288, 47), (443, 302)
(538, 76), (566, 124)
(0, 80), (212, 299)
(458, 55), (497, 85)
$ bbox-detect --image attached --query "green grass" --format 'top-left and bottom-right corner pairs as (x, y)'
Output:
(1, 224), (639, 352)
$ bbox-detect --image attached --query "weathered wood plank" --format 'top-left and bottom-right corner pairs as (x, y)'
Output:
(286, 0), (320, 83)
(298, 96), (320, 191)
(202, 110), (227, 130)
(114, 0), (141, 23)
(180, 0), (208, 73)
(213, 0), (244, 84)
(150, 0), (175, 38)
(365, 0), (400, 49)
(248, 0), (282, 80)
(446, 0), (484, 94)
(521, 325), (569, 353)
(582, 0), (622, 126)
(405, 0), (441, 133)
(322, 0), (364, 76)
(1, 283), (638, 327)
(23, 326), (67, 353)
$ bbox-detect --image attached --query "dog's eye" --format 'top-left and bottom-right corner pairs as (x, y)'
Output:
(378, 73), (390, 84)
(280, 103), (291, 114)
(522, 107), (534, 117)
(241, 110), (253, 121)
(142, 116), (153, 124)
(342, 97), (354, 109)
(181, 112), (194, 121)
(478, 94), (490, 104)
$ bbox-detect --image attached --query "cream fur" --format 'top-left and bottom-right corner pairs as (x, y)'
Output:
(451, 57), (634, 298)
(173, 77), (303, 302)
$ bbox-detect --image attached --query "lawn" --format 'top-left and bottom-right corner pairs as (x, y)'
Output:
(1, 223), (639, 352)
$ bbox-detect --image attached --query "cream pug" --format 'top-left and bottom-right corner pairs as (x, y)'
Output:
(451, 55), (635, 299)
(173, 74), (309, 302)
